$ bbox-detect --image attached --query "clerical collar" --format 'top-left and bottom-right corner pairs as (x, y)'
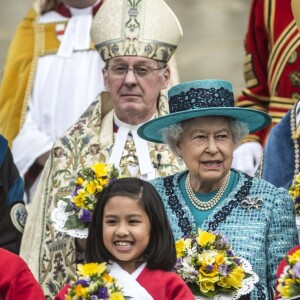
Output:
(113, 114), (144, 132)
(109, 113), (156, 179)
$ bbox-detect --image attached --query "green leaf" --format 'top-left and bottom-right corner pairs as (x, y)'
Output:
(64, 215), (86, 229)
(65, 202), (74, 213)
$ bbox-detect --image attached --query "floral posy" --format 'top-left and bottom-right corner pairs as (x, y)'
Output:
(175, 229), (255, 298)
(277, 249), (300, 299)
(65, 162), (119, 229)
(51, 162), (120, 238)
(66, 262), (126, 300)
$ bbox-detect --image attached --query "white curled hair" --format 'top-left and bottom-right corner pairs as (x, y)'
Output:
(160, 117), (249, 157)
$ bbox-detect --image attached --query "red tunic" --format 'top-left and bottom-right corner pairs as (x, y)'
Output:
(0, 248), (45, 300)
(55, 266), (195, 300)
(236, 0), (300, 145)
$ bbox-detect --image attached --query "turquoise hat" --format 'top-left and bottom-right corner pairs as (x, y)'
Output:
(138, 79), (271, 143)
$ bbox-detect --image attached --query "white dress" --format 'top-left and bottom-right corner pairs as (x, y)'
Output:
(11, 3), (105, 201)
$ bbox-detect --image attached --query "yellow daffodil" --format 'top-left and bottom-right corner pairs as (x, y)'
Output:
(176, 238), (186, 257)
(288, 249), (300, 264)
(77, 262), (106, 277)
(74, 285), (88, 297)
(199, 250), (218, 266)
(277, 282), (291, 299)
(110, 292), (125, 300)
(199, 263), (219, 277)
(92, 162), (109, 178)
(86, 180), (97, 194)
(215, 253), (225, 265)
(73, 193), (85, 208)
(76, 177), (84, 185)
(99, 177), (109, 187)
(104, 273), (113, 283)
(196, 229), (216, 247)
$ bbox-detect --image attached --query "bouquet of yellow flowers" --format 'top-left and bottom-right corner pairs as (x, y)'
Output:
(175, 229), (257, 299)
(277, 248), (300, 300)
(66, 262), (127, 300)
(51, 162), (119, 238)
(288, 173), (300, 215)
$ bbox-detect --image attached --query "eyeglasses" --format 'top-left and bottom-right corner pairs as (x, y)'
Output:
(105, 65), (166, 79)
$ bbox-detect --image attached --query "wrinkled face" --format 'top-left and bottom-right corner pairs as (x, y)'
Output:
(103, 196), (151, 274)
(103, 56), (170, 124)
(176, 116), (234, 190)
(62, 0), (97, 8)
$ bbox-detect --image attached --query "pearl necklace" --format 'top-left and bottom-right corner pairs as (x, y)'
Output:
(185, 171), (231, 211)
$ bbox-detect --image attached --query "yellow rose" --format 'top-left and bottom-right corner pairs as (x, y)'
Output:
(196, 229), (216, 247)
(197, 275), (219, 293)
(219, 267), (245, 289)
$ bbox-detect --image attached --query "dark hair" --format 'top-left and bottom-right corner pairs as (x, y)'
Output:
(86, 177), (176, 271)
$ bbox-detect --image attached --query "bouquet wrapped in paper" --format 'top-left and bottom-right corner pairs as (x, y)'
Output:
(174, 229), (258, 299)
(51, 162), (120, 238)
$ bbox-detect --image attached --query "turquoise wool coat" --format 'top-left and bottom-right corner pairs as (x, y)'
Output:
(151, 169), (299, 300)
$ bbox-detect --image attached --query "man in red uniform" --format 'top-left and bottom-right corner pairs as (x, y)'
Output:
(233, 0), (300, 176)
(0, 248), (45, 300)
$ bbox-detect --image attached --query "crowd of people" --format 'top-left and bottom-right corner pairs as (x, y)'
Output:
(0, 0), (300, 299)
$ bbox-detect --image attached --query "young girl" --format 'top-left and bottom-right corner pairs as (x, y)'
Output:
(54, 178), (194, 299)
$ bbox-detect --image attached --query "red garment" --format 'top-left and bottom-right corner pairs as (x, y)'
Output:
(236, 0), (300, 145)
(53, 1), (103, 17)
(55, 266), (194, 300)
(275, 245), (300, 299)
(137, 267), (195, 300)
(0, 248), (45, 300)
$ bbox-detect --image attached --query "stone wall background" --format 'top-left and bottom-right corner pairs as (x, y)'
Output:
(0, 0), (252, 97)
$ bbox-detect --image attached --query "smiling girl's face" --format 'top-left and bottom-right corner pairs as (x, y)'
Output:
(102, 195), (151, 274)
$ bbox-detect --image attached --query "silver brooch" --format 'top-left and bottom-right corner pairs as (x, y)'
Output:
(241, 197), (264, 210)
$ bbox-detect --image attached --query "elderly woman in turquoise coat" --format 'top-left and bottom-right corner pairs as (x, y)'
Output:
(138, 79), (299, 300)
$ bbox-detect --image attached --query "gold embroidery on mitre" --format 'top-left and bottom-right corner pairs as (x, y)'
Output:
(90, 0), (182, 62)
